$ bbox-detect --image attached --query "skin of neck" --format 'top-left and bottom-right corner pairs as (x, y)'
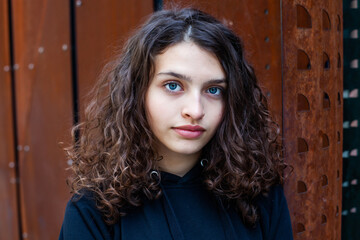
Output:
(155, 143), (202, 177)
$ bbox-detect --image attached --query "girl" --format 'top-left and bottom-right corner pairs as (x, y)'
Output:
(60, 8), (293, 240)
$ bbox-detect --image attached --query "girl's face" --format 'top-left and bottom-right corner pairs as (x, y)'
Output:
(145, 41), (226, 159)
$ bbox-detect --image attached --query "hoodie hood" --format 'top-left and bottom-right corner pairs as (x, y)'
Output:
(159, 160), (204, 187)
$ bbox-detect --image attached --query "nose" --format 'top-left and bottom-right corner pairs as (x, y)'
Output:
(181, 93), (205, 120)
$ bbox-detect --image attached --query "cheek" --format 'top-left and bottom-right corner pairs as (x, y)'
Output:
(215, 112), (224, 131)
(148, 105), (166, 124)
(210, 102), (225, 127)
(145, 91), (174, 128)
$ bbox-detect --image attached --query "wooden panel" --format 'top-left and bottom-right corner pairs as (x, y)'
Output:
(163, 0), (283, 126)
(11, 0), (73, 239)
(75, 0), (153, 117)
(282, 0), (343, 239)
(0, 1), (20, 239)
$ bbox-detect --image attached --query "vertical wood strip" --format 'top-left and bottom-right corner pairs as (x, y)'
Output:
(0, 0), (20, 239)
(75, 0), (153, 118)
(11, 0), (73, 239)
(282, 0), (343, 239)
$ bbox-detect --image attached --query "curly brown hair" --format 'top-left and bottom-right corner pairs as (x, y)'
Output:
(65, 8), (287, 227)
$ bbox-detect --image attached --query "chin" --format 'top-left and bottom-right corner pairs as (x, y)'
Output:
(171, 145), (204, 156)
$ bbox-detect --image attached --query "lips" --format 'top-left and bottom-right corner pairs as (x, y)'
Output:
(172, 125), (205, 139)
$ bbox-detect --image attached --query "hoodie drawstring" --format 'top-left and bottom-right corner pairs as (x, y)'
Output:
(160, 182), (185, 240)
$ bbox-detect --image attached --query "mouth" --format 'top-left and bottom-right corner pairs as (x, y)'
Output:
(172, 125), (205, 139)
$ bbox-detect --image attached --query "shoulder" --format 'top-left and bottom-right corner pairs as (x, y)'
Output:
(67, 190), (98, 213)
(59, 191), (117, 240)
(62, 190), (102, 223)
(256, 185), (294, 240)
(256, 184), (286, 212)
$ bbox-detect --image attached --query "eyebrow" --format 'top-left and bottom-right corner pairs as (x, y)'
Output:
(157, 71), (226, 84)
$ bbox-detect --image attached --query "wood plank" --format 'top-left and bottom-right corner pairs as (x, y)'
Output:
(282, 0), (343, 239)
(75, 0), (153, 118)
(11, 0), (73, 239)
(0, 0), (20, 239)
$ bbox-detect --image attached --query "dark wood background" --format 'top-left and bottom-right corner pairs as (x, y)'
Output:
(0, 0), (342, 239)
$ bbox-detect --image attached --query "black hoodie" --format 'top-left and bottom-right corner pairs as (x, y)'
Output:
(59, 162), (293, 240)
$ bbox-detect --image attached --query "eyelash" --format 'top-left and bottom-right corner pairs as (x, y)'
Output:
(164, 81), (224, 96)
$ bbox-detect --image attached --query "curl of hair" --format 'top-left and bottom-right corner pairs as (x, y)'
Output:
(65, 8), (287, 227)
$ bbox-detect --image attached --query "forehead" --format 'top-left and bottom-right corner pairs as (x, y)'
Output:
(153, 41), (225, 80)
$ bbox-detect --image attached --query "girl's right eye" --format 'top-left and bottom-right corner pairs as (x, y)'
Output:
(165, 82), (182, 92)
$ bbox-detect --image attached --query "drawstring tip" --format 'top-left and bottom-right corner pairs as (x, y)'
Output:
(200, 158), (208, 167)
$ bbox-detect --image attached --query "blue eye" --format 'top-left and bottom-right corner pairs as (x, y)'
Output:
(207, 87), (222, 95)
(165, 82), (182, 92)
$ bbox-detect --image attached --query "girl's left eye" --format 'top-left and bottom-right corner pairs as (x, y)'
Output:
(165, 82), (182, 92)
(206, 87), (222, 96)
